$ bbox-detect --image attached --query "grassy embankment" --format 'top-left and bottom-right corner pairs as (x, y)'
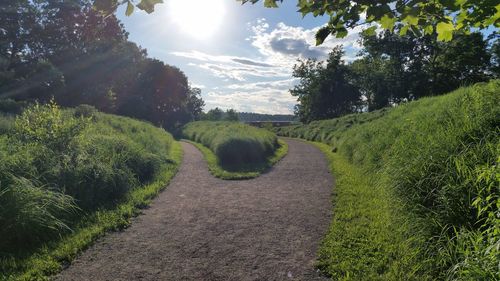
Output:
(274, 81), (499, 280)
(182, 121), (287, 179)
(0, 102), (182, 280)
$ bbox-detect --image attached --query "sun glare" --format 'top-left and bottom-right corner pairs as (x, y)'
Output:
(169, 0), (226, 39)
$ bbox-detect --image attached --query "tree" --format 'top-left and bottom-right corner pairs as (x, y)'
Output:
(291, 47), (361, 123)
(225, 109), (239, 121)
(352, 30), (493, 110)
(204, 107), (224, 121)
(186, 87), (205, 121)
(491, 36), (500, 77)
(1, 0), (204, 131)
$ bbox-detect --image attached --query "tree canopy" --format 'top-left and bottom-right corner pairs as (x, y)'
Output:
(1, 0), (204, 131)
(102, 0), (499, 44)
(242, 0), (500, 44)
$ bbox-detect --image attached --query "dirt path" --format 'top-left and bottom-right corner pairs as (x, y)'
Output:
(55, 139), (333, 281)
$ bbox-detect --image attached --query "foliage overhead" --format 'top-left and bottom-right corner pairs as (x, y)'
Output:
(94, 0), (163, 15)
(240, 0), (500, 44)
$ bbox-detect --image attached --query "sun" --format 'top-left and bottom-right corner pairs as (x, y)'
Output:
(169, 0), (226, 39)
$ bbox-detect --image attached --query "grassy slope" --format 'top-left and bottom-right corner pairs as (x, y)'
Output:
(0, 107), (183, 280)
(184, 139), (288, 180)
(275, 81), (499, 280)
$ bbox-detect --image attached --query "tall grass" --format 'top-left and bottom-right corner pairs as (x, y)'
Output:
(275, 81), (499, 280)
(182, 121), (279, 170)
(0, 101), (180, 279)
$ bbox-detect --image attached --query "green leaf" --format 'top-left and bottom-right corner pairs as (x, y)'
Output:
(264, 0), (278, 8)
(362, 26), (377, 36)
(335, 27), (348, 38)
(315, 26), (331, 46)
(380, 14), (396, 31)
(403, 15), (419, 26)
(399, 25), (409, 36)
(93, 0), (118, 14)
(125, 1), (134, 16)
(436, 21), (455, 41)
(137, 0), (163, 14)
(424, 25), (434, 35)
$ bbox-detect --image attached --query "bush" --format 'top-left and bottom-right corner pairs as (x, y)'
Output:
(0, 101), (176, 253)
(14, 100), (88, 151)
(182, 121), (278, 168)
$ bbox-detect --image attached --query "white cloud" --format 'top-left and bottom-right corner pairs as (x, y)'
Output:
(248, 19), (365, 67)
(170, 19), (368, 114)
(204, 89), (296, 114)
(172, 50), (289, 81)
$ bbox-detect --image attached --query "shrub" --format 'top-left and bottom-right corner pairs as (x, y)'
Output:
(0, 101), (176, 254)
(14, 100), (88, 151)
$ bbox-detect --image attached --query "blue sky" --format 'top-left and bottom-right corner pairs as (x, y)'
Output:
(116, 0), (365, 114)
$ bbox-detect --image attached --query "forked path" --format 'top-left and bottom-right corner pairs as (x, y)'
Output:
(56, 139), (333, 281)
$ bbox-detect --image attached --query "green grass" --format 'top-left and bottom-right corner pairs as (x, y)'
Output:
(184, 139), (288, 180)
(182, 121), (281, 171)
(274, 81), (499, 280)
(0, 102), (183, 280)
(310, 141), (428, 280)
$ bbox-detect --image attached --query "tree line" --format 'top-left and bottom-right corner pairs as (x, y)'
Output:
(0, 0), (204, 131)
(292, 30), (499, 123)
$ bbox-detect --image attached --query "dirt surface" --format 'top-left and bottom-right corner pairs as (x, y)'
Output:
(55, 139), (333, 281)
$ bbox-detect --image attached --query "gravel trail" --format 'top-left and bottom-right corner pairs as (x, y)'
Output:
(55, 139), (333, 281)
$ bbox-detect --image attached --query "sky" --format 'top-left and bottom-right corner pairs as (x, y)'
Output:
(116, 0), (366, 114)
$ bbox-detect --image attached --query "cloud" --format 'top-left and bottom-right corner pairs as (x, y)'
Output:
(226, 78), (298, 91)
(169, 18), (368, 114)
(231, 58), (273, 67)
(203, 89), (296, 114)
(248, 19), (365, 65)
(269, 37), (324, 58)
(171, 50), (289, 81)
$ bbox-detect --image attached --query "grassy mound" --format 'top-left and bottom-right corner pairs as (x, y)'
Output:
(0, 102), (182, 280)
(274, 81), (499, 280)
(184, 139), (288, 180)
(182, 121), (283, 177)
